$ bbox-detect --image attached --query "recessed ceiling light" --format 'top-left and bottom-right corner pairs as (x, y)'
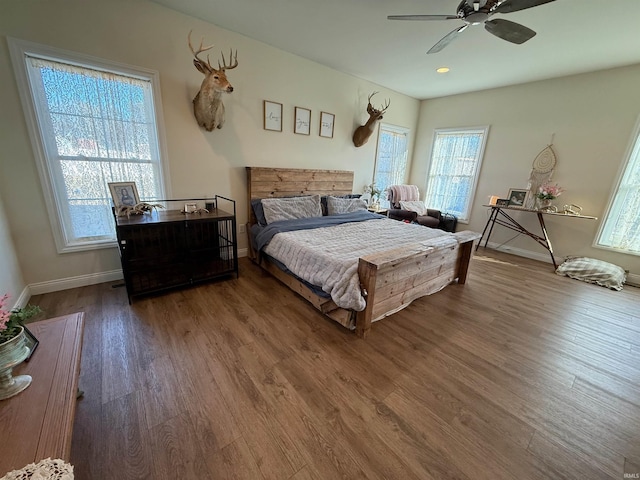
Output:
(436, 67), (450, 73)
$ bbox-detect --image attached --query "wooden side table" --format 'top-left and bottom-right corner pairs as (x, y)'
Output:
(367, 207), (388, 216)
(0, 313), (84, 474)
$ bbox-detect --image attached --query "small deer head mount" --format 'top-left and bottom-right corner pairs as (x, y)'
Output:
(188, 31), (238, 132)
(352, 92), (390, 147)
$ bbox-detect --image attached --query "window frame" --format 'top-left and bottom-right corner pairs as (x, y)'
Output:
(372, 123), (410, 193)
(594, 114), (640, 256)
(424, 126), (489, 224)
(8, 37), (170, 253)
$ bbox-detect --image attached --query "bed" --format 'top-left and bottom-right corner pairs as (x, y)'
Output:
(246, 167), (481, 338)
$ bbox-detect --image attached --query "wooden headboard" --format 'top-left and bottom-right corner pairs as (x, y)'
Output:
(246, 167), (354, 226)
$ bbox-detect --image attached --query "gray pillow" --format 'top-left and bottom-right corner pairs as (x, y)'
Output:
(555, 256), (626, 291)
(261, 195), (322, 224)
(326, 196), (368, 215)
(251, 198), (268, 226)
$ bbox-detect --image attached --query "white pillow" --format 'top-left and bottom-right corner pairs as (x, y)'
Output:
(399, 200), (427, 216)
(555, 257), (626, 291)
(261, 195), (322, 224)
(326, 196), (367, 215)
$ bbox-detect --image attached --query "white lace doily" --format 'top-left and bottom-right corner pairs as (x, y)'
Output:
(1, 458), (73, 480)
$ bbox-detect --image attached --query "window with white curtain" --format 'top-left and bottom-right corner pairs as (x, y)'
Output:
(373, 123), (409, 194)
(424, 126), (489, 223)
(595, 118), (640, 255)
(9, 38), (166, 253)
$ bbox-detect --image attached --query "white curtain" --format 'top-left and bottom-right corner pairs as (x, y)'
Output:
(425, 129), (486, 221)
(373, 125), (409, 194)
(26, 56), (162, 244)
(598, 131), (640, 253)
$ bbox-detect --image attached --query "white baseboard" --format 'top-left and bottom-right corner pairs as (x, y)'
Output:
(29, 269), (124, 296)
(481, 242), (640, 288)
(11, 286), (32, 310)
(27, 247), (249, 296)
(626, 273), (640, 287)
(481, 242), (554, 264)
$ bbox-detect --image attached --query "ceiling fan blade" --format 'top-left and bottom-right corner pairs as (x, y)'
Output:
(484, 18), (536, 44)
(387, 15), (459, 21)
(427, 25), (468, 54)
(493, 0), (556, 14)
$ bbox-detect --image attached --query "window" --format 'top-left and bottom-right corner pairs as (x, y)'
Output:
(373, 124), (409, 192)
(9, 38), (167, 252)
(595, 117), (640, 255)
(424, 126), (489, 223)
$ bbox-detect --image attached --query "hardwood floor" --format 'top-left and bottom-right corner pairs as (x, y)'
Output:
(29, 248), (640, 480)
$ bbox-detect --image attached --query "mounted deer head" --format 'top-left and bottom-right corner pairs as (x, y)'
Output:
(188, 31), (238, 131)
(352, 92), (390, 147)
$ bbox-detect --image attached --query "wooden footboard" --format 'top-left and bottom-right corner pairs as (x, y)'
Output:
(355, 231), (480, 338)
(254, 232), (479, 338)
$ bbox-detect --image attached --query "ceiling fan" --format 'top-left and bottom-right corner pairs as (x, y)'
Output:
(387, 0), (557, 54)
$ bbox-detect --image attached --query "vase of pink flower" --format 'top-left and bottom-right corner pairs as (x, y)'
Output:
(535, 183), (564, 211)
(0, 294), (41, 400)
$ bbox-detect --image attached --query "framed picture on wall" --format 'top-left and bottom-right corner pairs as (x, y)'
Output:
(319, 111), (335, 138)
(263, 100), (283, 131)
(108, 182), (140, 208)
(294, 106), (311, 135)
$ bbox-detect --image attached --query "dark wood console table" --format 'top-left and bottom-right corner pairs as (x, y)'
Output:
(477, 204), (597, 268)
(0, 313), (84, 474)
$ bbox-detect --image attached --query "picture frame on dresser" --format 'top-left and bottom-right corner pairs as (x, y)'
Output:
(108, 181), (139, 208)
(23, 325), (39, 362)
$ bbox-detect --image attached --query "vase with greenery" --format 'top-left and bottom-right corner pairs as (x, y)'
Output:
(363, 182), (384, 207)
(0, 294), (42, 400)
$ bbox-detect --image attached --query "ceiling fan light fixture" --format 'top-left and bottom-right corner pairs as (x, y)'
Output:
(436, 67), (450, 73)
(388, 0), (557, 53)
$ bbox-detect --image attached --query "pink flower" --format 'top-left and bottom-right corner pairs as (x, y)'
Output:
(0, 294), (10, 331)
(537, 183), (564, 200)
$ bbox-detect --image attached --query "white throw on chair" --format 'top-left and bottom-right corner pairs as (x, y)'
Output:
(386, 185), (420, 207)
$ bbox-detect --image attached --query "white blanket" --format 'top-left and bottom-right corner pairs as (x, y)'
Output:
(263, 217), (459, 311)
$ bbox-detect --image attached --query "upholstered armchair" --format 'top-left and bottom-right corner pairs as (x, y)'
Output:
(388, 207), (442, 228)
(386, 184), (442, 228)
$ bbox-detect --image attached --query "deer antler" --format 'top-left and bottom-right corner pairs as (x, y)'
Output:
(218, 49), (238, 71)
(367, 91), (379, 104)
(380, 98), (391, 113)
(188, 30), (215, 72)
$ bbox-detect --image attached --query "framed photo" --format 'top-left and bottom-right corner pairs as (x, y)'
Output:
(294, 106), (311, 135)
(23, 325), (39, 362)
(496, 198), (510, 206)
(319, 111), (335, 138)
(108, 182), (140, 208)
(507, 188), (528, 208)
(263, 100), (282, 131)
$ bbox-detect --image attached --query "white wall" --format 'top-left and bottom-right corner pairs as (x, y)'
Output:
(412, 64), (640, 276)
(0, 0), (420, 287)
(0, 194), (26, 308)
